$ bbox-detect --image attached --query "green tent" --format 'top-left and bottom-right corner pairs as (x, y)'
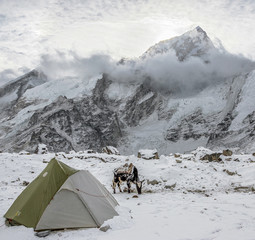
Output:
(4, 158), (118, 231)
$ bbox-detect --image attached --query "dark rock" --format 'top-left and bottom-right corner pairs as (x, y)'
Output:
(143, 189), (153, 193)
(166, 110), (211, 143)
(86, 149), (95, 154)
(166, 128), (181, 142)
(102, 146), (120, 155)
(124, 83), (157, 127)
(165, 183), (176, 189)
(21, 181), (30, 186)
(35, 230), (51, 238)
(100, 224), (111, 232)
(201, 153), (222, 162)
(222, 149), (233, 156)
(147, 179), (160, 185)
(223, 169), (237, 176)
(234, 186), (255, 193)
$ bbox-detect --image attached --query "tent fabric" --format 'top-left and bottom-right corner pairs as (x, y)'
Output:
(35, 189), (97, 230)
(62, 170), (118, 227)
(4, 158), (78, 228)
(35, 170), (118, 230)
(71, 171), (118, 226)
(4, 159), (118, 231)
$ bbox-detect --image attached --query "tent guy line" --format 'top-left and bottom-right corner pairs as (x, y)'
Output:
(75, 188), (110, 198)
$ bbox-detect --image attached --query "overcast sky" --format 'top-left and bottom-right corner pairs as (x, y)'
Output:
(0, 0), (255, 83)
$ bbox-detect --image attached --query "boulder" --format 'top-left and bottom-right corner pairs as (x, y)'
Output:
(19, 151), (30, 155)
(35, 144), (48, 154)
(200, 153), (222, 162)
(222, 149), (233, 156)
(35, 230), (51, 238)
(85, 149), (96, 154)
(102, 146), (120, 155)
(100, 224), (111, 232)
(138, 149), (159, 160)
(165, 183), (176, 190)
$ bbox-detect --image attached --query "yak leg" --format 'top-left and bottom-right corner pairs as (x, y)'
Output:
(127, 181), (131, 193)
(117, 177), (123, 192)
(112, 181), (116, 194)
(118, 182), (122, 192)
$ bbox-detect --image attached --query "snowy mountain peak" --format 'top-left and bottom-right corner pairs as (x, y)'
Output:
(195, 26), (207, 35)
(186, 26), (209, 40)
(195, 25), (203, 31)
(141, 26), (215, 61)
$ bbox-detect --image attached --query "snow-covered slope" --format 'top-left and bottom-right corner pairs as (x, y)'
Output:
(0, 70), (47, 110)
(0, 27), (255, 154)
(1, 148), (255, 239)
(208, 70), (255, 152)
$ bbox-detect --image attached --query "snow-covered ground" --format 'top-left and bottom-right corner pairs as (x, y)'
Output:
(1, 147), (255, 240)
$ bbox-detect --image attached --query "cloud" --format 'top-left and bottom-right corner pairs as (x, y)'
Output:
(39, 49), (255, 97)
(137, 51), (255, 95)
(39, 51), (115, 80)
(1, 0), (255, 77)
(0, 69), (18, 87)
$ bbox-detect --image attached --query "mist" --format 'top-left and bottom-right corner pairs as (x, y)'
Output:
(136, 51), (255, 96)
(39, 49), (255, 97)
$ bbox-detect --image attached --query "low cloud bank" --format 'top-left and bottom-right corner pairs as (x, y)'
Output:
(39, 49), (255, 96)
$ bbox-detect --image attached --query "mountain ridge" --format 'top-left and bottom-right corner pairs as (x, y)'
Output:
(0, 27), (255, 154)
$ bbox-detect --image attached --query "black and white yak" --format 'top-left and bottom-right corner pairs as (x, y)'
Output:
(112, 163), (144, 194)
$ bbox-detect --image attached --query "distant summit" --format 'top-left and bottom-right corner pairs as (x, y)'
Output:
(195, 26), (206, 34)
(141, 26), (215, 61)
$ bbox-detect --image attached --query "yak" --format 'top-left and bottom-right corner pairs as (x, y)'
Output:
(112, 163), (144, 194)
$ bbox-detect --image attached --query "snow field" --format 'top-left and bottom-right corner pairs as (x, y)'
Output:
(1, 148), (255, 240)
